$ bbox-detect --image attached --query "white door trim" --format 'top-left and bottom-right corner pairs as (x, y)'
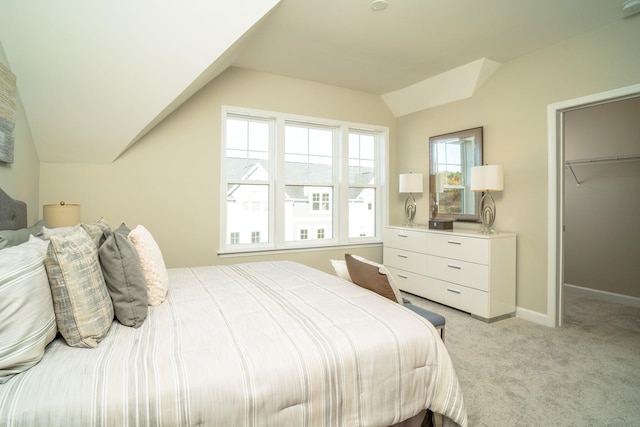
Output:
(546, 83), (640, 327)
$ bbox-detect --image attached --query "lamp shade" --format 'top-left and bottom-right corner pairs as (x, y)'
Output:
(471, 165), (504, 192)
(43, 202), (81, 228)
(399, 173), (423, 193)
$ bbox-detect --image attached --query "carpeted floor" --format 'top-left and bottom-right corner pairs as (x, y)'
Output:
(405, 289), (640, 427)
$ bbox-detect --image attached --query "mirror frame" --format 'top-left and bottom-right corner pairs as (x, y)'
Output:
(428, 127), (483, 222)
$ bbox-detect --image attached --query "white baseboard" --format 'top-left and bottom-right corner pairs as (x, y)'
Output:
(515, 306), (551, 327)
(513, 285), (640, 328)
(564, 283), (640, 308)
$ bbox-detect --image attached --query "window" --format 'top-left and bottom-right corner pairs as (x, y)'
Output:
(230, 232), (240, 244)
(311, 192), (331, 211)
(221, 106), (388, 253)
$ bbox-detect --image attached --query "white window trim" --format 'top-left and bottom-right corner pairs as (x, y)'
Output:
(219, 105), (389, 255)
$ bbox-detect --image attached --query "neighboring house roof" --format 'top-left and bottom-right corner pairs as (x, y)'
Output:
(225, 158), (374, 200)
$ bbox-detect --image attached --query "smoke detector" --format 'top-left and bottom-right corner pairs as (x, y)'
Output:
(370, 0), (388, 11)
(622, 0), (640, 17)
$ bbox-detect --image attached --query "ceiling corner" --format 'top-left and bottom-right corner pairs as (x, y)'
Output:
(381, 58), (502, 118)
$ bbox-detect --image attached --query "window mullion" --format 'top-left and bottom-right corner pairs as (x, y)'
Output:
(273, 117), (286, 248)
(337, 126), (349, 244)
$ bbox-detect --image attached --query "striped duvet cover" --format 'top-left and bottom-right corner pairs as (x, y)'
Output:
(0, 261), (467, 427)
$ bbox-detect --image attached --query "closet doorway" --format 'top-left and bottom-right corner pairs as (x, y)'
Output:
(547, 83), (640, 327)
(562, 97), (640, 323)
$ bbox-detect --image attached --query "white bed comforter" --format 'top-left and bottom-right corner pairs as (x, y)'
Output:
(0, 261), (467, 427)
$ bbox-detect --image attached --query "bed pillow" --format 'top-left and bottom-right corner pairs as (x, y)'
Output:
(344, 254), (402, 303)
(92, 218), (111, 234)
(128, 225), (169, 306)
(99, 229), (148, 328)
(0, 239), (58, 383)
(115, 222), (131, 236)
(38, 225), (76, 240)
(0, 220), (46, 249)
(80, 223), (106, 248)
(45, 227), (114, 348)
(330, 259), (353, 282)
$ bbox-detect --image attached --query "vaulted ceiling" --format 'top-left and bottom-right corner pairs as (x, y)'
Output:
(0, 0), (628, 164)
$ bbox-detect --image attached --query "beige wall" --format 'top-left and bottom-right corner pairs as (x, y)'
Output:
(33, 17), (640, 318)
(563, 97), (640, 298)
(0, 42), (40, 224)
(40, 67), (396, 273)
(394, 19), (640, 315)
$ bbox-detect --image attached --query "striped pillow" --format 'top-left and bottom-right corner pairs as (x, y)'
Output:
(45, 228), (114, 348)
(0, 238), (57, 383)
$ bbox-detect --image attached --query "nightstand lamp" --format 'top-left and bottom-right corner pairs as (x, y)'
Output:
(399, 172), (423, 226)
(471, 165), (504, 234)
(43, 202), (81, 228)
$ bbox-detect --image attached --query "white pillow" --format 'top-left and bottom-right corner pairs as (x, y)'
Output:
(330, 259), (353, 282)
(128, 225), (169, 306)
(0, 240), (57, 383)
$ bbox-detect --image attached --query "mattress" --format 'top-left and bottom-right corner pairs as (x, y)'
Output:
(0, 261), (466, 427)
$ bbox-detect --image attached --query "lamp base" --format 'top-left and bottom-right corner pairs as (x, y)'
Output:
(404, 194), (416, 226)
(479, 224), (497, 234)
(478, 191), (497, 234)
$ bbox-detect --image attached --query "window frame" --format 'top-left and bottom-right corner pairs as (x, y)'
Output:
(220, 105), (389, 255)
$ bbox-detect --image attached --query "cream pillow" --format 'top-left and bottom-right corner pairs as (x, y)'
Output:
(128, 225), (169, 306)
(330, 259), (353, 282)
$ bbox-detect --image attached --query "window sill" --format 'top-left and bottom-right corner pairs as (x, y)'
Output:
(218, 241), (382, 258)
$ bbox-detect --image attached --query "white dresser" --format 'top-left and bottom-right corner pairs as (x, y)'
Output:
(383, 225), (516, 322)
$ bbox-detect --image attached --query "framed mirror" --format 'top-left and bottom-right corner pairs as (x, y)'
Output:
(429, 127), (483, 222)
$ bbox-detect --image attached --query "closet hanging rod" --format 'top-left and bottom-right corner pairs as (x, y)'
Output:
(564, 153), (640, 186)
(565, 153), (640, 166)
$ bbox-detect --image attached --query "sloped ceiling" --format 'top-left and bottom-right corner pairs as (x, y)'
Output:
(0, 0), (281, 163)
(0, 0), (627, 164)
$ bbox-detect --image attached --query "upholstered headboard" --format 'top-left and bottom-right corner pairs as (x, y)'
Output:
(0, 187), (28, 230)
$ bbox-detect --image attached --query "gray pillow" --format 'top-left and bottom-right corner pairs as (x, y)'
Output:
(45, 227), (114, 348)
(0, 220), (46, 249)
(99, 230), (148, 328)
(115, 223), (131, 236)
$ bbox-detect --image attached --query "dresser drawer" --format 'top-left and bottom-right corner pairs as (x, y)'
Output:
(425, 277), (489, 317)
(426, 255), (488, 291)
(386, 266), (427, 297)
(426, 233), (488, 264)
(383, 227), (427, 253)
(383, 247), (428, 275)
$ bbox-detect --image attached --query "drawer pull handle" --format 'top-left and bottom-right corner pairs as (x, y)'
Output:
(447, 288), (461, 294)
(398, 234), (409, 238)
(397, 274), (408, 279)
(447, 240), (462, 245)
(447, 264), (462, 270)
(397, 254), (408, 259)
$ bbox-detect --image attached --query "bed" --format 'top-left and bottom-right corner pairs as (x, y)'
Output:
(0, 188), (467, 427)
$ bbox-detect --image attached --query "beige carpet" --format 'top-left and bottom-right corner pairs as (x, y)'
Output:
(405, 289), (640, 427)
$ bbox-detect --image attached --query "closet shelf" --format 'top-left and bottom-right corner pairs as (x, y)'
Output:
(564, 154), (640, 186)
